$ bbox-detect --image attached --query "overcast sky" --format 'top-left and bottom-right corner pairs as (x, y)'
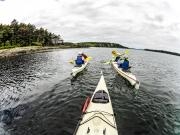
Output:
(0, 0), (180, 52)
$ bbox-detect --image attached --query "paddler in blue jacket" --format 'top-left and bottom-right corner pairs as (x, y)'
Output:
(75, 52), (87, 66)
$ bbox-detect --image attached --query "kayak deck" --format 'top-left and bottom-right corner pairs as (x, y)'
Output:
(71, 61), (88, 77)
(74, 74), (118, 135)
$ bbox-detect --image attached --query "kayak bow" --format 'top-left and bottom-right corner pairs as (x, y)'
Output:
(74, 72), (118, 135)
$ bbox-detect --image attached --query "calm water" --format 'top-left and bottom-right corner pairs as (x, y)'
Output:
(0, 48), (180, 135)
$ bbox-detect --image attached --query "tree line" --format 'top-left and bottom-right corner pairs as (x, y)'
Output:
(64, 42), (128, 48)
(0, 19), (62, 48)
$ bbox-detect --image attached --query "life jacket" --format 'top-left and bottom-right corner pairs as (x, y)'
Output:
(121, 60), (129, 70)
(76, 55), (84, 65)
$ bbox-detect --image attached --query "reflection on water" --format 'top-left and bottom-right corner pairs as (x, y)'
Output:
(0, 48), (180, 135)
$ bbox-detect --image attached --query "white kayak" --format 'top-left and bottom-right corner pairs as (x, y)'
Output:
(71, 61), (88, 77)
(112, 62), (140, 89)
(74, 73), (118, 135)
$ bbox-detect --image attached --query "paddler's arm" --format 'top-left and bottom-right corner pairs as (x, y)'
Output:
(117, 52), (125, 56)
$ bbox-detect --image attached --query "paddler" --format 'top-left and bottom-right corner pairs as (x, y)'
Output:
(75, 52), (87, 66)
(112, 50), (124, 62)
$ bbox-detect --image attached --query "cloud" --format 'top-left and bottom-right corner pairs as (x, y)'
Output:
(144, 14), (164, 23)
(0, 0), (180, 52)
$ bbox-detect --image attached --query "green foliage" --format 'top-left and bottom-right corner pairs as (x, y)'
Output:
(0, 19), (62, 49)
(32, 42), (42, 46)
(0, 44), (20, 49)
(80, 42), (128, 48)
(63, 42), (128, 48)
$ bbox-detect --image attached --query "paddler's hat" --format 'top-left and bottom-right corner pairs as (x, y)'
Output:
(112, 50), (117, 55)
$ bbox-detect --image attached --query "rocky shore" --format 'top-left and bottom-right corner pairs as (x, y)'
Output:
(0, 46), (65, 59)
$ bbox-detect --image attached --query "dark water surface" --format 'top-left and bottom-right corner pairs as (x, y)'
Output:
(0, 48), (180, 135)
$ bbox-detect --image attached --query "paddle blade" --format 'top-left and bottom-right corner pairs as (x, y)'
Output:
(104, 61), (111, 65)
(102, 59), (113, 65)
(125, 49), (129, 54)
(69, 60), (74, 64)
(85, 56), (92, 61)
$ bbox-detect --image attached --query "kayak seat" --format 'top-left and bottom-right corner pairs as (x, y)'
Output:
(122, 68), (131, 72)
(74, 64), (82, 67)
(92, 90), (109, 103)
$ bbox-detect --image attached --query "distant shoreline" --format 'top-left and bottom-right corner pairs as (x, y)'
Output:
(0, 43), (179, 59)
(0, 42), (128, 59)
(144, 49), (180, 56)
(63, 42), (128, 48)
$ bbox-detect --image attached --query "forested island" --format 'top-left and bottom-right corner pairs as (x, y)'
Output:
(1, 20), (179, 58)
(0, 19), (63, 49)
(0, 19), (127, 50)
(63, 42), (128, 48)
(0, 20), (128, 58)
